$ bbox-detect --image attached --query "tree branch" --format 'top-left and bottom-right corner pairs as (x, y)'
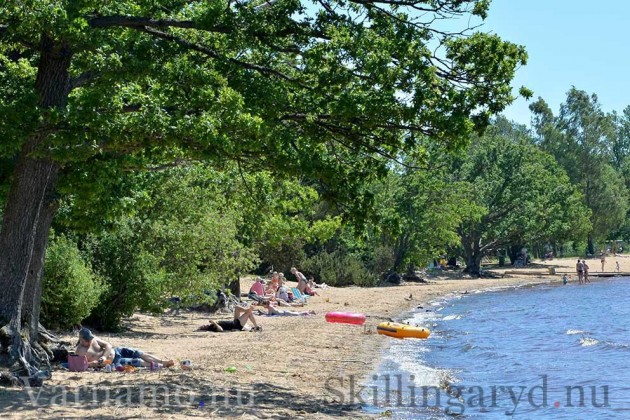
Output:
(70, 71), (99, 90)
(89, 15), (201, 30)
(137, 26), (310, 87)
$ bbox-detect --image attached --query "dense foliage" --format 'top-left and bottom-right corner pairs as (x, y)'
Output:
(41, 234), (106, 329)
(0, 1), (628, 346)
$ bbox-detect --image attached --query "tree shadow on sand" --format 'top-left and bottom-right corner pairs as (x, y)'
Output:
(0, 373), (364, 418)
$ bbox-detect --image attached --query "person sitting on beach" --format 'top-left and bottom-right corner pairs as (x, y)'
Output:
(262, 301), (315, 316)
(75, 328), (174, 369)
(200, 304), (262, 332)
(248, 277), (274, 304)
(276, 275), (292, 302)
(265, 272), (280, 295)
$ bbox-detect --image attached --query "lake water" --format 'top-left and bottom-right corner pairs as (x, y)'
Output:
(364, 278), (630, 418)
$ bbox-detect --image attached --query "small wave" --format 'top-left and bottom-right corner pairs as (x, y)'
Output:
(442, 315), (462, 321)
(580, 337), (599, 346)
(566, 329), (585, 335)
(460, 343), (476, 352)
(601, 341), (630, 351)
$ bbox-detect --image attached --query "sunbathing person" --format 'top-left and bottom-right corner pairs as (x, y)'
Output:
(75, 328), (174, 369)
(200, 305), (262, 332)
(263, 301), (315, 316)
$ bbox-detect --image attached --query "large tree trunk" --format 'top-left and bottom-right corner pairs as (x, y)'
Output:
(587, 235), (595, 256)
(392, 233), (410, 273)
(22, 175), (59, 344)
(0, 140), (60, 373)
(462, 235), (482, 276)
(0, 35), (70, 374)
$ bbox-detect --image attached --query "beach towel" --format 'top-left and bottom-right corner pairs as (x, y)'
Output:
(68, 354), (89, 372)
(291, 287), (310, 302)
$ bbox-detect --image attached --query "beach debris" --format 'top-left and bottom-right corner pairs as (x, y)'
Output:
(225, 366), (237, 373)
(404, 293), (413, 301)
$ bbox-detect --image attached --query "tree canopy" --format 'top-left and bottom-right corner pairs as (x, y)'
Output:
(453, 117), (591, 274)
(0, 0), (529, 373)
(531, 88), (630, 253)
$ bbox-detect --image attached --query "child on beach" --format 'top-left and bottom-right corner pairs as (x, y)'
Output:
(616, 261), (620, 273)
(562, 274), (568, 285)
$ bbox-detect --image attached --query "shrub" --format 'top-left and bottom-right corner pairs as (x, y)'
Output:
(41, 235), (106, 330)
(302, 250), (377, 287)
(367, 244), (396, 277)
(82, 226), (164, 331)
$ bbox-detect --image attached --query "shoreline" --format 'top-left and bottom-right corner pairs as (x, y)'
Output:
(366, 268), (630, 418)
(1, 257), (627, 418)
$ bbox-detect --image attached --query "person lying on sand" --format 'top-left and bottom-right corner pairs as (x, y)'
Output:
(200, 305), (262, 332)
(75, 328), (174, 369)
(263, 301), (315, 316)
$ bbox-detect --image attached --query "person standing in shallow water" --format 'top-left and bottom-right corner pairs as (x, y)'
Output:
(582, 260), (590, 283)
(576, 259), (584, 284)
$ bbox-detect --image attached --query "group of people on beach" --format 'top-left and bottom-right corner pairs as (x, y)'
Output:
(72, 267), (324, 371)
(203, 267), (322, 331)
(246, 267), (325, 312)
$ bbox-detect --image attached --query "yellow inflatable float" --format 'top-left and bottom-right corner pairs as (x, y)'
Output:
(376, 322), (430, 339)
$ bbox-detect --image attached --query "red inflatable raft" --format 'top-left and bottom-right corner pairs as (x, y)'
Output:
(325, 312), (366, 325)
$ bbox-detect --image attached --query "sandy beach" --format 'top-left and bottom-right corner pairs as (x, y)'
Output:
(1, 255), (627, 419)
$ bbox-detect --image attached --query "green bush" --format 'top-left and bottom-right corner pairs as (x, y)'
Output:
(82, 226), (164, 331)
(41, 235), (106, 330)
(367, 244), (396, 277)
(303, 250), (377, 287)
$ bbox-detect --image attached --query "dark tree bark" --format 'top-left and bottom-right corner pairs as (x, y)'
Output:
(587, 235), (595, 256)
(462, 234), (482, 276)
(0, 35), (70, 373)
(21, 175), (59, 343)
(392, 233), (410, 273)
(228, 276), (241, 299)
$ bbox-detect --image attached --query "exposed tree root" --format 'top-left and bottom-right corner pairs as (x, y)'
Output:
(0, 322), (53, 386)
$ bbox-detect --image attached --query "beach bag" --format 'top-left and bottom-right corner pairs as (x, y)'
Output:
(68, 354), (88, 372)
